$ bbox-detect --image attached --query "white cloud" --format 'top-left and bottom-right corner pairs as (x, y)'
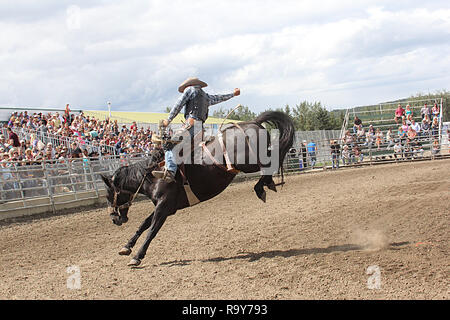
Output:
(0, 0), (449, 113)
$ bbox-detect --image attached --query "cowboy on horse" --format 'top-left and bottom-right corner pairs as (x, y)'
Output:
(151, 77), (241, 182)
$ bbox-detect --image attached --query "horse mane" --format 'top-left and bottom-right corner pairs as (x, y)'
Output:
(112, 148), (163, 191)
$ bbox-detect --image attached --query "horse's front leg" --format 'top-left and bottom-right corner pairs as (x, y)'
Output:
(128, 199), (177, 267)
(118, 211), (154, 256)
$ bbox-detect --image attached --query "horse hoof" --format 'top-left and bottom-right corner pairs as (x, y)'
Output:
(119, 247), (132, 256)
(128, 258), (141, 267)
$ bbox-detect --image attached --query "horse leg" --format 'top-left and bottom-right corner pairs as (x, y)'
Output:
(254, 175), (277, 202)
(253, 177), (266, 202)
(128, 199), (176, 266)
(118, 212), (154, 256)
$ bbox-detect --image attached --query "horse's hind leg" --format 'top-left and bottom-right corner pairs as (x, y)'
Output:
(254, 175), (277, 202)
(119, 212), (154, 256)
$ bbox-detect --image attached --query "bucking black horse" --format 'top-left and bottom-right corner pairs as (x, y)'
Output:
(100, 111), (294, 266)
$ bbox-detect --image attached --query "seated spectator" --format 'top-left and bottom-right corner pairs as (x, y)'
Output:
(70, 142), (82, 159)
(401, 119), (409, 133)
(421, 117), (431, 138)
(375, 128), (384, 150)
(431, 139), (440, 156)
(46, 142), (56, 159)
(431, 117), (439, 138)
(405, 104), (413, 118)
(353, 116), (362, 134)
(431, 103), (440, 119)
(407, 127), (417, 141)
(7, 127), (21, 148)
(23, 148), (35, 164)
(356, 125), (365, 143)
(341, 145), (351, 165)
(394, 104), (405, 123)
(420, 103), (430, 120)
(351, 145), (363, 163)
(364, 131), (374, 148)
(403, 139), (414, 159)
(393, 141), (403, 159)
(0, 134), (9, 151)
(343, 130), (354, 147)
(413, 141), (424, 158)
(386, 128), (395, 150)
(410, 119), (421, 136)
(405, 114), (414, 126)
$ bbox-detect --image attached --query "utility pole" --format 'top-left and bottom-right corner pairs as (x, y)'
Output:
(107, 101), (111, 119)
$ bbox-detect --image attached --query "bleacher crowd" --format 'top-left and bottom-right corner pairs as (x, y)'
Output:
(1, 107), (160, 166)
(287, 102), (445, 170)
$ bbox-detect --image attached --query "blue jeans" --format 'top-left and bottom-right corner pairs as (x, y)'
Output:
(165, 119), (201, 174)
(308, 152), (316, 168)
(332, 153), (339, 168)
(165, 150), (178, 173)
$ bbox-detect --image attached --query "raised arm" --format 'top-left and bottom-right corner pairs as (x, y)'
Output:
(206, 88), (240, 106)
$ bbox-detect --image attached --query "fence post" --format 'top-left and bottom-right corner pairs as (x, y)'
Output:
(42, 161), (56, 214)
(88, 158), (99, 199)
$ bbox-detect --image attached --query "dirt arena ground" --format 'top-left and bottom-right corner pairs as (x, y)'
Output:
(0, 159), (449, 300)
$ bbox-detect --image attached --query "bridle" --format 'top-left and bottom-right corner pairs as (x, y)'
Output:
(109, 172), (149, 213)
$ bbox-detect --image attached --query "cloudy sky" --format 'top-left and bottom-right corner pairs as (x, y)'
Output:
(1, 0), (449, 114)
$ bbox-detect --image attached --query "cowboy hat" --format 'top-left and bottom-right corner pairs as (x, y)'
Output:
(178, 77), (207, 93)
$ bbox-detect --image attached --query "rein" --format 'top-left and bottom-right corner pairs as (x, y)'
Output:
(111, 172), (149, 211)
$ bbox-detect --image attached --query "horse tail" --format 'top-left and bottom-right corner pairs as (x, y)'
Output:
(254, 111), (295, 171)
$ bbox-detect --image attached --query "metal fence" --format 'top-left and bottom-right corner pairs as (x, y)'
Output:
(0, 154), (147, 215)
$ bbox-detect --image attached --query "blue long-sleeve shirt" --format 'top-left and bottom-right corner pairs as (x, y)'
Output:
(167, 86), (234, 123)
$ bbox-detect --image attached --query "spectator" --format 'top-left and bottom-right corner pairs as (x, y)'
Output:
(407, 127), (417, 141)
(7, 127), (21, 148)
(421, 116), (431, 138)
(398, 126), (406, 144)
(393, 141), (403, 159)
(405, 114), (414, 126)
(375, 128), (384, 150)
(431, 103), (440, 119)
(356, 125), (365, 143)
(70, 142), (82, 159)
(364, 130), (374, 148)
(330, 140), (340, 169)
(300, 140), (307, 170)
(0, 135), (8, 151)
(403, 139), (413, 160)
(352, 145), (363, 163)
(420, 103), (430, 120)
(343, 130), (354, 147)
(431, 117), (439, 138)
(341, 145), (351, 165)
(413, 141), (424, 158)
(394, 104), (405, 124)
(307, 140), (317, 169)
(401, 119), (409, 133)
(353, 116), (362, 134)
(46, 142), (56, 159)
(386, 128), (395, 150)
(410, 119), (421, 136)
(405, 104), (413, 118)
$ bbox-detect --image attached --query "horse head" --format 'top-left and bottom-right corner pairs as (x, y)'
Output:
(100, 173), (131, 226)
